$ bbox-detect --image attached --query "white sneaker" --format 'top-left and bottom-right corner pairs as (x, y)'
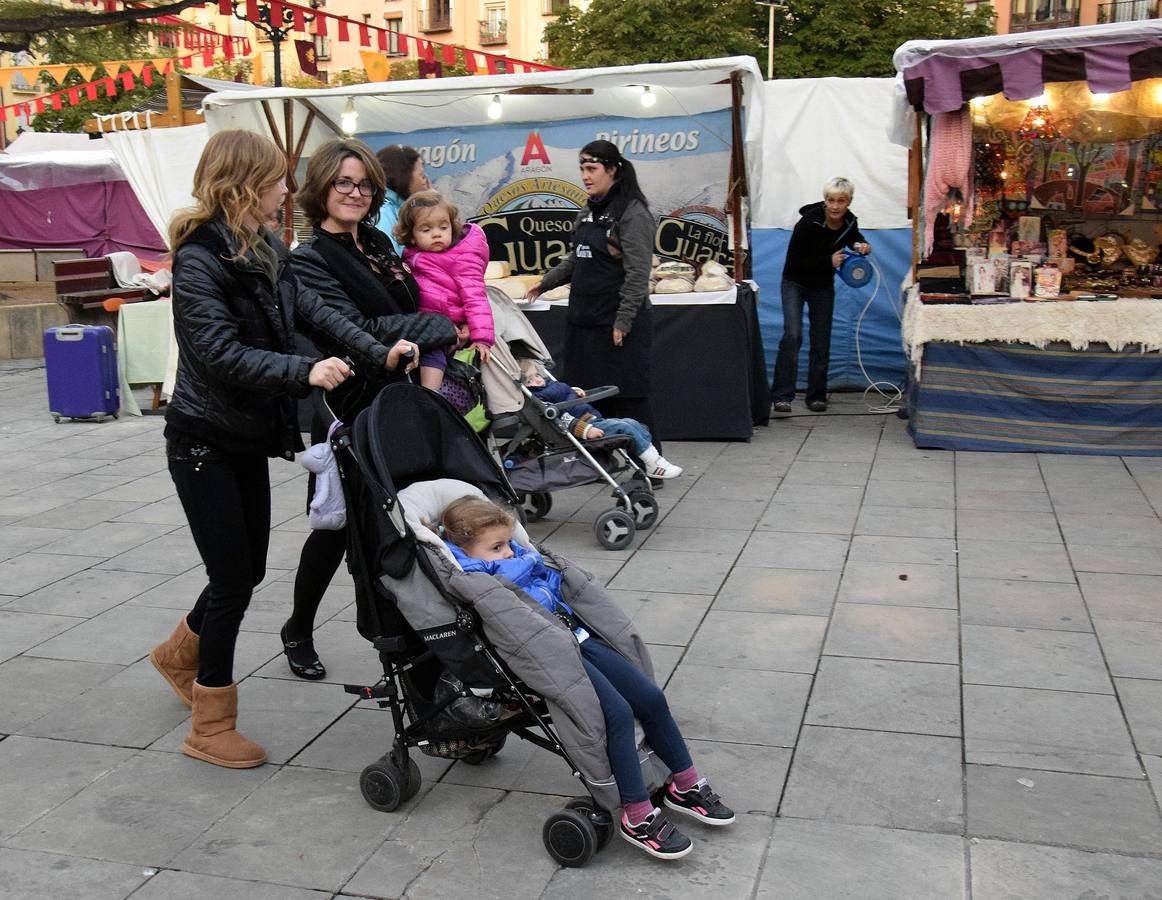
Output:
(649, 456), (682, 479)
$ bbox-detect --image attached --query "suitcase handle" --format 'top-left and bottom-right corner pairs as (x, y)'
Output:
(54, 325), (86, 342)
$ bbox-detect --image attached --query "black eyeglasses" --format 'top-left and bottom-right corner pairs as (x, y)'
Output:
(332, 177), (375, 197)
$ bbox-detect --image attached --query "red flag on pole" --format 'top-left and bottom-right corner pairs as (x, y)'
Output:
(295, 39), (319, 77)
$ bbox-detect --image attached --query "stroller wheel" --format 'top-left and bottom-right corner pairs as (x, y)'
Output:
(564, 796), (614, 850)
(594, 508), (635, 551)
(519, 491), (553, 523)
(360, 756), (419, 812)
(543, 808), (598, 867)
(625, 489), (660, 529)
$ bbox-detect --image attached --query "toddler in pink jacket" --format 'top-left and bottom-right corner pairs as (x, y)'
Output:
(396, 190), (495, 390)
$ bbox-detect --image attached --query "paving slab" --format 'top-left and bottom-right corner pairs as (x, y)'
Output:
(713, 565), (839, 615)
(970, 839), (1162, 900)
(779, 726), (964, 833)
(0, 654), (123, 733)
(757, 500), (859, 535)
(959, 577), (1090, 631)
(847, 534), (958, 566)
(686, 609), (828, 673)
(956, 538), (1076, 583)
(956, 508), (1063, 544)
(1078, 572), (1162, 622)
(963, 684), (1142, 777)
(824, 603), (960, 664)
(1115, 678), (1162, 756)
(805, 656), (961, 736)
(736, 530), (851, 571)
(759, 819), (966, 900)
(836, 560), (958, 608)
(1093, 619), (1162, 679)
(0, 848), (151, 900)
(966, 764), (1162, 853)
(666, 663), (811, 747)
(961, 625), (1114, 694)
(854, 505), (955, 539)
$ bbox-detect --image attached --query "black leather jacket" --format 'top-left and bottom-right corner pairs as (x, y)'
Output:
(165, 219), (389, 460)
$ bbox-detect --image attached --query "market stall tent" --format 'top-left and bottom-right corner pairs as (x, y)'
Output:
(199, 56), (764, 276)
(0, 132), (167, 258)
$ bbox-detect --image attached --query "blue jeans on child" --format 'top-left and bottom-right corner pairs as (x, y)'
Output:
(592, 417), (650, 455)
(580, 639), (692, 805)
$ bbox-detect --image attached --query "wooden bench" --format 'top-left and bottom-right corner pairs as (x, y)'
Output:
(53, 258), (152, 329)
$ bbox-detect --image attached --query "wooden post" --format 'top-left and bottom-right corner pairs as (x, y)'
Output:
(909, 111), (924, 276)
(164, 69), (183, 127)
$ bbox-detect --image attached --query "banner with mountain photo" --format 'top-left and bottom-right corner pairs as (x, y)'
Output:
(360, 111), (733, 274)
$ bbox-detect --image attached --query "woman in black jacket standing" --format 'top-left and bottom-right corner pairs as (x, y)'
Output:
(528, 141), (679, 479)
(280, 138), (456, 680)
(149, 130), (418, 769)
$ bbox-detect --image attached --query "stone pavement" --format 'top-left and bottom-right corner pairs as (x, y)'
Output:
(1, 357), (1161, 899)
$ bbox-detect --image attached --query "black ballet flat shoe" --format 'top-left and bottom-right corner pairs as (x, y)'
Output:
(280, 624), (326, 680)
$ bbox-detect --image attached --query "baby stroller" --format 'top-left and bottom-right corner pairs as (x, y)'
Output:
(480, 288), (660, 550)
(332, 382), (671, 866)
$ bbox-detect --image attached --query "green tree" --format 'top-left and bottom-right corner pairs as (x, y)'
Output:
(1, 1), (178, 132)
(543, 0), (765, 68)
(772, 0), (995, 78)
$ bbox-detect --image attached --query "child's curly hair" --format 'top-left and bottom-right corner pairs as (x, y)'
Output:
(394, 189), (464, 248)
(438, 496), (514, 547)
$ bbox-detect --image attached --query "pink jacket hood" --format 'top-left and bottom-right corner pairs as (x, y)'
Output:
(403, 222), (494, 345)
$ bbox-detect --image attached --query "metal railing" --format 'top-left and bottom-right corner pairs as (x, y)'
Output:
(479, 19), (507, 44)
(419, 7), (452, 32)
(1097, 0), (1159, 22)
(1009, 4), (1080, 30)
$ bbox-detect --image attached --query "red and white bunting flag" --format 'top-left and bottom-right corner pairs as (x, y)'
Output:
(397, 34), (409, 54)
(315, 14), (327, 36)
(336, 18), (349, 42)
(358, 23), (369, 46)
(86, 82), (99, 100)
(34, 97), (45, 114)
(441, 43), (456, 65)
(67, 86), (80, 105)
(142, 65), (154, 86)
(245, 0), (258, 21)
(270, 2), (283, 24)
(376, 29), (387, 51)
(293, 8), (306, 31)
(119, 71), (135, 91)
(50, 93), (62, 110)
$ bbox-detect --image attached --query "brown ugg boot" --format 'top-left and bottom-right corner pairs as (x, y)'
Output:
(182, 682), (267, 769)
(149, 616), (199, 707)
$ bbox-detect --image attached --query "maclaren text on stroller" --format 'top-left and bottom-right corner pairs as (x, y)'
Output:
(332, 383), (671, 866)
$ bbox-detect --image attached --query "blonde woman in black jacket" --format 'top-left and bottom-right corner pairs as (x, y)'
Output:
(150, 130), (418, 769)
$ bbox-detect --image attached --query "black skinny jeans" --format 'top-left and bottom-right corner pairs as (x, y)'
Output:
(170, 453), (270, 687)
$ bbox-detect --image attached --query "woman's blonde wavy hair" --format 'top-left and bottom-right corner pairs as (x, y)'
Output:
(169, 129), (286, 258)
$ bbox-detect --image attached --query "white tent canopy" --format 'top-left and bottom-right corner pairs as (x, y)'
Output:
(200, 56), (766, 214)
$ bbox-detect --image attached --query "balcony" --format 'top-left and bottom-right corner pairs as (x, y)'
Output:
(479, 19), (507, 45)
(420, 7), (452, 32)
(1097, 0), (1159, 22)
(542, 0), (570, 13)
(1009, 6), (1080, 31)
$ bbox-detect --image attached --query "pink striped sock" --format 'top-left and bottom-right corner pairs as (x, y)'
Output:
(623, 799), (655, 826)
(671, 765), (700, 793)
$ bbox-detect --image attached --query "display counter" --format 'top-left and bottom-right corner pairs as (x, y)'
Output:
(520, 282), (770, 441)
(903, 287), (1162, 455)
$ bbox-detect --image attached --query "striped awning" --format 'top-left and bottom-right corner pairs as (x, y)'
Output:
(895, 21), (1162, 114)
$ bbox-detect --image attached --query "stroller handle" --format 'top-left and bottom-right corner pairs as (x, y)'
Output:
(542, 384), (620, 418)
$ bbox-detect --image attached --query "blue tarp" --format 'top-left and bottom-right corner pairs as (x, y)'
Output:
(751, 227), (911, 392)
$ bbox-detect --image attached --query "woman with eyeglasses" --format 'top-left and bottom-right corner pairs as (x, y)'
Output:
(149, 130), (418, 769)
(281, 138), (457, 680)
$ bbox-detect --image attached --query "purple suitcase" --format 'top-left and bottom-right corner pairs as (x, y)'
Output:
(43, 324), (120, 422)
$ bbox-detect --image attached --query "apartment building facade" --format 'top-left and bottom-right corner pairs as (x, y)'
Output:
(975, 0), (1158, 34)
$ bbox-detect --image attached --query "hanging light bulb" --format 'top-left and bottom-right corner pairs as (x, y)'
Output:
(640, 85), (656, 108)
(487, 94), (503, 121)
(340, 97), (358, 134)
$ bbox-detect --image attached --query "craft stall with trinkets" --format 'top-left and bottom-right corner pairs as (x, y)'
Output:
(893, 22), (1162, 455)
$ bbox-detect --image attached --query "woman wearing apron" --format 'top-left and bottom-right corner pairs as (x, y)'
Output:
(530, 141), (678, 477)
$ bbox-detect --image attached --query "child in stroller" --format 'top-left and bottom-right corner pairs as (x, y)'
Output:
(518, 359), (682, 479)
(438, 494), (734, 860)
(334, 383), (731, 865)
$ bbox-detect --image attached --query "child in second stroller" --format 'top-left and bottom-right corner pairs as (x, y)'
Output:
(518, 359), (682, 479)
(439, 494), (735, 861)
